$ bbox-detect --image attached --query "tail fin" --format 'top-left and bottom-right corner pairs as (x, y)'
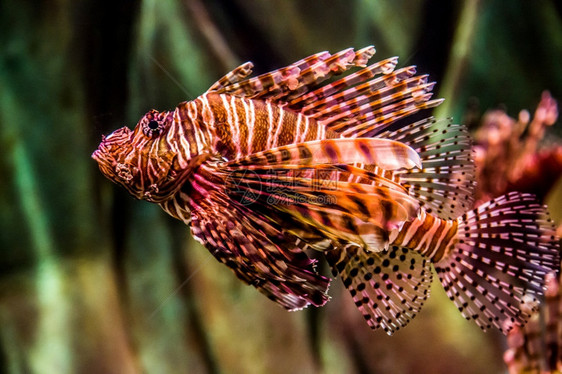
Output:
(435, 191), (560, 333)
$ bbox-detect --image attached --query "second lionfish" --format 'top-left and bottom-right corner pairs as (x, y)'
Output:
(93, 46), (560, 334)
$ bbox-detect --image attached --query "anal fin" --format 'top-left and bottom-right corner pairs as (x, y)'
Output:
(326, 244), (433, 334)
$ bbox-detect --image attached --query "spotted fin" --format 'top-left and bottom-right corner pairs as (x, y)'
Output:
(435, 192), (560, 333)
(209, 46), (376, 102)
(381, 117), (476, 219)
(325, 244), (433, 335)
(208, 47), (441, 139)
(293, 69), (441, 137)
(287, 56), (400, 110)
(208, 62), (254, 92)
(222, 138), (422, 170)
(188, 168), (331, 310)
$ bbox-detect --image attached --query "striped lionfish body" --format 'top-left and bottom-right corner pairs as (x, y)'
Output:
(93, 46), (560, 334)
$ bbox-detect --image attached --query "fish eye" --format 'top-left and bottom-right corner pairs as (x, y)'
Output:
(143, 119), (163, 137)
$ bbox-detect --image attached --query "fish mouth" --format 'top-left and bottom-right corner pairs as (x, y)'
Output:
(91, 149), (102, 162)
(91, 145), (113, 169)
(91, 144), (119, 182)
(92, 127), (132, 163)
(92, 136), (111, 163)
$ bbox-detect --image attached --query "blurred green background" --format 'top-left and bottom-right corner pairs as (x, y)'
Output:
(1, 0), (561, 373)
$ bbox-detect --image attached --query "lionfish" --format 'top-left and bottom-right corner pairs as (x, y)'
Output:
(93, 46), (560, 334)
(504, 270), (562, 373)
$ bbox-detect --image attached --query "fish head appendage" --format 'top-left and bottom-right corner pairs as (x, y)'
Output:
(92, 109), (188, 203)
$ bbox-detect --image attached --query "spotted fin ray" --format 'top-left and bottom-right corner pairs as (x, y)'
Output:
(294, 70), (441, 137)
(435, 192), (560, 333)
(207, 46), (440, 132)
(325, 244), (433, 335)
(380, 117), (476, 219)
(288, 56), (401, 110)
(208, 62), (254, 92)
(208, 46), (376, 101)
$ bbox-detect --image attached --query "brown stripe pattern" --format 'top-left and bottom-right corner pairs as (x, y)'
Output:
(390, 210), (458, 263)
(92, 46), (560, 335)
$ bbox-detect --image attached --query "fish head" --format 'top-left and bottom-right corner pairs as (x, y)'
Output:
(92, 109), (188, 203)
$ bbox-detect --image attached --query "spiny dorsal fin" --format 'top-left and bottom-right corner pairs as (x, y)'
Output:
(286, 63), (442, 137)
(208, 62), (254, 92)
(300, 70), (439, 137)
(326, 244), (433, 335)
(208, 47), (376, 102)
(287, 56), (400, 110)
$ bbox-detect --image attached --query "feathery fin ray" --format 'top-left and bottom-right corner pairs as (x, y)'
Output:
(435, 192), (560, 333)
(326, 244), (433, 335)
(381, 117), (476, 219)
(189, 165), (331, 310)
